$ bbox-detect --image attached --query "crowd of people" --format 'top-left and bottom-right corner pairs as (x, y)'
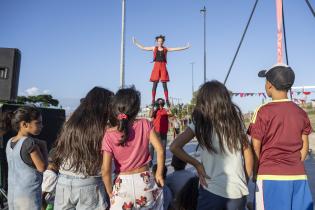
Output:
(0, 64), (313, 210)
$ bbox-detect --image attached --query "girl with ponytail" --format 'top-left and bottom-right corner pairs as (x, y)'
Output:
(102, 86), (165, 209)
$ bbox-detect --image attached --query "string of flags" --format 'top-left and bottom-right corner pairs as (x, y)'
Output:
(291, 91), (314, 96)
(232, 92), (267, 98)
(232, 91), (314, 99)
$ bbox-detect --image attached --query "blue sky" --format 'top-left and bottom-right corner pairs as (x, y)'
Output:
(0, 0), (314, 112)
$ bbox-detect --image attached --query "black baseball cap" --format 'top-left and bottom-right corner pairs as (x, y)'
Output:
(258, 64), (295, 91)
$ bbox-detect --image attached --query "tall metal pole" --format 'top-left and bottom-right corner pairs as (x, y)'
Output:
(120, 0), (126, 88)
(200, 6), (207, 83)
(190, 62), (195, 97)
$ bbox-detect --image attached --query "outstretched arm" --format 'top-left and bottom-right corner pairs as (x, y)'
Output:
(133, 37), (154, 51)
(167, 43), (191, 52)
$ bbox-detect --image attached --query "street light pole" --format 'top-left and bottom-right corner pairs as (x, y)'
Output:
(200, 6), (207, 83)
(190, 62), (195, 97)
(120, 0), (126, 88)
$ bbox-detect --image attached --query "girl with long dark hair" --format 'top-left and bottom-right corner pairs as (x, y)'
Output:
(53, 87), (113, 210)
(170, 81), (253, 210)
(102, 87), (165, 209)
(133, 35), (190, 106)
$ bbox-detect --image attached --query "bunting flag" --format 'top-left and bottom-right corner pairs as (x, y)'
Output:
(232, 90), (314, 99)
(232, 92), (266, 99)
(291, 91), (314, 96)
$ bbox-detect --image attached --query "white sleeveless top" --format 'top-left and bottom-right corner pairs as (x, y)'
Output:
(189, 123), (249, 199)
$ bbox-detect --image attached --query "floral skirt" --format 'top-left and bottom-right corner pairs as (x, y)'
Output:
(110, 171), (163, 210)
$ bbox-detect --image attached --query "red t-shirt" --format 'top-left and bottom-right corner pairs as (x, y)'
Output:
(153, 108), (169, 135)
(247, 100), (312, 176)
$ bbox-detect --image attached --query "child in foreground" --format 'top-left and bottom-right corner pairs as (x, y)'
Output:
(171, 81), (253, 210)
(6, 106), (47, 210)
(102, 87), (165, 209)
(248, 64), (313, 210)
(53, 87), (113, 210)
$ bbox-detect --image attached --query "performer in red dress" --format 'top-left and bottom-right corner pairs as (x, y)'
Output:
(133, 35), (190, 107)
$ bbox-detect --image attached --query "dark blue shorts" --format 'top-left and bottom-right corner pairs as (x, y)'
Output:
(197, 187), (247, 210)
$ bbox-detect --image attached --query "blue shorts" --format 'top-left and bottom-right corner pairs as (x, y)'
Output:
(197, 187), (247, 210)
(255, 176), (313, 210)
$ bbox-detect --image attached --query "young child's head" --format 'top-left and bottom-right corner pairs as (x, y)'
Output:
(53, 87), (113, 176)
(0, 111), (13, 136)
(11, 106), (42, 136)
(152, 164), (167, 179)
(192, 80), (248, 153)
(171, 155), (187, 171)
(109, 86), (141, 146)
(258, 64), (295, 98)
(155, 35), (165, 47)
(156, 98), (165, 108)
(175, 176), (199, 210)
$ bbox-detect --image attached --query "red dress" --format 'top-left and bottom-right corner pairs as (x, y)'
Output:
(150, 47), (170, 82)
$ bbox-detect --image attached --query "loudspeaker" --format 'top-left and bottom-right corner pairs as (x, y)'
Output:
(0, 48), (21, 101)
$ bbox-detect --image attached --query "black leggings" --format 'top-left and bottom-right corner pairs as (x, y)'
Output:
(152, 81), (168, 92)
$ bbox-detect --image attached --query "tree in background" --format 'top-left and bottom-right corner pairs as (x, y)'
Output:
(16, 94), (59, 108)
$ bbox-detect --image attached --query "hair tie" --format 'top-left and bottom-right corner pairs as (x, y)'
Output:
(117, 113), (128, 120)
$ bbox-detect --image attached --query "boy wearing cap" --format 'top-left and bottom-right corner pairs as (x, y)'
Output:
(247, 64), (313, 210)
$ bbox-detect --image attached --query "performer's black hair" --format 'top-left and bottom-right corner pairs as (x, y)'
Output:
(155, 35), (165, 42)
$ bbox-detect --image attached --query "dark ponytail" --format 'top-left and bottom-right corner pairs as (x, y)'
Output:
(117, 115), (129, 146)
(109, 87), (141, 146)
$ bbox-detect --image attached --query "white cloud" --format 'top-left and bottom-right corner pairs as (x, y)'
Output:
(25, 87), (41, 96)
(43, 89), (50, 94)
(24, 87), (51, 96)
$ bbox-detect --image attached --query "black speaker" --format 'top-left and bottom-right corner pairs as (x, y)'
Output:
(0, 48), (21, 101)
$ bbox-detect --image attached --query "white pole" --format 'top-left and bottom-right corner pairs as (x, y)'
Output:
(120, 0), (126, 88)
(200, 6), (207, 83)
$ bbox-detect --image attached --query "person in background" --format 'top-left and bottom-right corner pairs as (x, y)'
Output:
(172, 116), (181, 140)
(171, 81), (253, 210)
(175, 176), (200, 210)
(102, 87), (165, 209)
(152, 164), (172, 210)
(53, 87), (113, 210)
(41, 149), (58, 210)
(166, 155), (195, 198)
(6, 106), (48, 210)
(150, 98), (172, 165)
(248, 64), (313, 210)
